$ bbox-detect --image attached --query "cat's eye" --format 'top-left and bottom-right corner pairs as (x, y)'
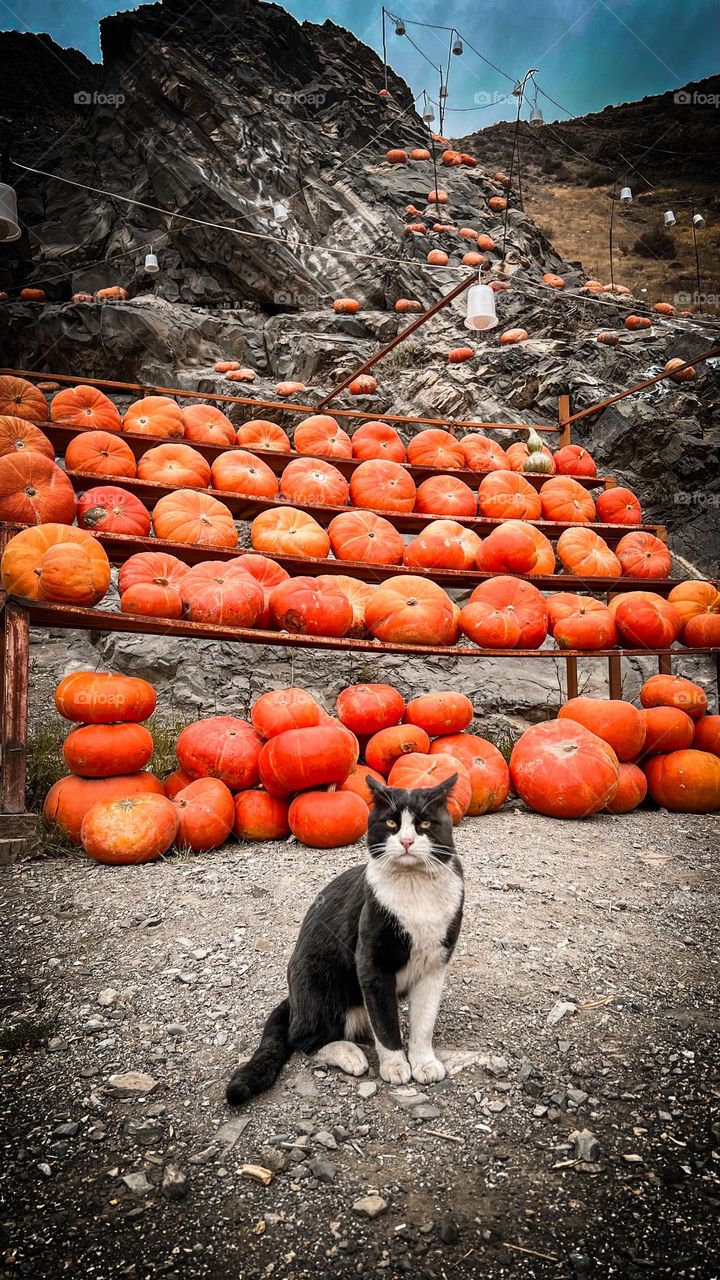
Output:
(419, 820), (431, 830)
(385, 818), (398, 829)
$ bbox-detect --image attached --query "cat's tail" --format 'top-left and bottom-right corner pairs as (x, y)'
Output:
(226, 998), (292, 1106)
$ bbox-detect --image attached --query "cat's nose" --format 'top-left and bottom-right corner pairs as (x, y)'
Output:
(400, 837), (414, 852)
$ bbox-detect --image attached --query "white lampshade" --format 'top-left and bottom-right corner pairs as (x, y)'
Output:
(663, 209), (676, 227)
(619, 186), (633, 203)
(529, 106), (544, 125)
(464, 283), (498, 331)
(273, 200), (289, 224)
(0, 183), (21, 242)
(422, 105), (435, 122)
(452, 36), (463, 55)
(144, 251), (159, 273)
(439, 86), (448, 99)
(693, 213), (705, 228)
(395, 18), (406, 35)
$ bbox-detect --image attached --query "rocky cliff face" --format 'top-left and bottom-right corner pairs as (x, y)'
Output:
(1, 0), (718, 728)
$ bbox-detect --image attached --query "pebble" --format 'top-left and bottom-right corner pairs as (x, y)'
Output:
(569, 1128), (601, 1162)
(411, 1103), (442, 1121)
(353, 1194), (387, 1219)
(439, 1216), (460, 1245)
(307, 1157), (337, 1183)
(314, 1130), (338, 1150)
(358, 1081), (377, 1100)
(546, 1000), (577, 1027)
(166, 1023), (187, 1038)
(107, 1071), (157, 1097)
(52, 1122), (79, 1138)
(97, 988), (118, 1007)
(161, 1164), (189, 1200)
(122, 1171), (151, 1194)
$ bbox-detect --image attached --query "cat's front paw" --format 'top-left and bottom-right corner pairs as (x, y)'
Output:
(411, 1057), (446, 1084)
(379, 1052), (412, 1085)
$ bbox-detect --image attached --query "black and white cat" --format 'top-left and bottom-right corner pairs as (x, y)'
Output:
(226, 774), (463, 1103)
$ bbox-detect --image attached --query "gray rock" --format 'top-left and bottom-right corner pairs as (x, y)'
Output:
(357, 1081), (377, 1099)
(353, 1194), (387, 1218)
(307, 1157), (337, 1183)
(122, 1171), (151, 1194)
(439, 1216), (461, 1245)
(569, 1129), (601, 1162)
(107, 1072), (157, 1097)
(314, 1130), (338, 1150)
(411, 1103), (442, 1121)
(52, 1122), (79, 1138)
(161, 1165), (189, 1201)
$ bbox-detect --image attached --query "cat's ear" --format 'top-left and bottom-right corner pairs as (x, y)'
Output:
(366, 775), (394, 806)
(422, 774), (458, 808)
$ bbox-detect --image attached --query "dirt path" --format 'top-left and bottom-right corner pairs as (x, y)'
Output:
(1, 808), (718, 1279)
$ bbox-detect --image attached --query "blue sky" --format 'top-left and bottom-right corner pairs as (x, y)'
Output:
(9, 0), (719, 127)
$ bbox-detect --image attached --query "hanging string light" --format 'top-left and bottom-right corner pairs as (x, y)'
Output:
(452, 33), (463, 55)
(272, 200), (289, 225)
(464, 277), (498, 331)
(692, 212), (705, 228)
(144, 247), (159, 273)
(0, 181), (21, 242)
(663, 210), (676, 228)
(394, 17), (406, 36)
(619, 186), (633, 203)
(421, 91), (435, 123)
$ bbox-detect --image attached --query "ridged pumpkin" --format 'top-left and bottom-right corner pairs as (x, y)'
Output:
(462, 252), (485, 267)
(476, 521), (555, 576)
(349, 459), (416, 513)
(173, 777), (235, 851)
(683, 613), (720, 646)
(448, 347), (475, 364)
(336, 684), (405, 736)
(403, 519), (481, 571)
(477, 471), (541, 521)
(138, 443), (211, 489)
(427, 250), (449, 266)
(407, 429), (465, 470)
(0, 523), (110, 605)
(152, 491), (238, 548)
(50, 385), (122, 432)
(414, 475), (476, 517)
(331, 575), (374, 637)
(540, 476), (596, 523)
(668, 580), (720, 629)
(404, 692), (473, 737)
(348, 375), (378, 396)
(558, 697), (646, 761)
(333, 297), (362, 312)
(81, 793), (178, 865)
(556, 528), (621, 577)
(77, 485), (151, 536)
(543, 273), (565, 289)
(65, 429), (137, 479)
(351, 421), (406, 463)
(275, 381), (306, 397)
(211, 450), (279, 499)
(339, 764), (386, 807)
(616, 531), (671, 578)
(43, 771), (163, 843)
(476, 234), (496, 251)
(269, 575), (353, 637)
(328, 509), (403, 565)
(118, 551), (189, 596)
(510, 720), (619, 819)
(553, 445), (597, 477)
(20, 288), (46, 302)
(235, 553), (289, 627)
(234, 790), (291, 840)
(625, 315), (652, 331)
(460, 576), (548, 649)
(177, 716), (261, 790)
(640, 674), (708, 719)
(611, 593), (682, 648)
(63, 722), (154, 777)
(183, 404), (236, 447)
(429, 734), (509, 815)
(387, 752), (471, 825)
(596, 487), (642, 525)
(641, 707), (695, 755)
(259, 723), (356, 795)
(500, 328), (528, 345)
(547, 593), (618, 650)
(0, 415), (54, 461)
(0, 376), (47, 423)
(95, 286), (128, 302)
(121, 582), (183, 619)
(55, 672), (157, 724)
(644, 749), (720, 812)
(235, 420), (291, 452)
(693, 716), (720, 756)
(0, 452), (77, 525)
(460, 434), (510, 472)
(251, 688), (320, 739)
(365, 576), (457, 646)
(280, 457), (349, 508)
(179, 560), (264, 627)
(288, 790), (369, 847)
(365, 724), (431, 776)
(294, 415), (352, 458)
(606, 763), (647, 813)
(251, 506), (330, 559)
(123, 396), (185, 439)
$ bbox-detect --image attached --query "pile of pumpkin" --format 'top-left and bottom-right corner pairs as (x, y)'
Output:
(510, 675), (720, 817)
(43, 675), (510, 862)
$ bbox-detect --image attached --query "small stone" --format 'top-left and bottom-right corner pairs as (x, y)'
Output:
(622, 1153), (643, 1164)
(546, 1001), (577, 1027)
(411, 1103), (442, 1121)
(569, 1129), (601, 1162)
(98, 988), (118, 1007)
(107, 1072), (157, 1097)
(37, 1163), (52, 1179)
(166, 1023), (187, 1039)
(122, 1171), (151, 1194)
(52, 1122), (79, 1138)
(241, 1164), (274, 1186)
(358, 1081), (377, 1100)
(189, 1146), (217, 1166)
(314, 1130), (338, 1150)
(215, 1116), (251, 1149)
(439, 1216), (460, 1245)
(567, 1088), (589, 1106)
(308, 1157), (337, 1183)
(353, 1194), (387, 1219)
(161, 1165), (188, 1200)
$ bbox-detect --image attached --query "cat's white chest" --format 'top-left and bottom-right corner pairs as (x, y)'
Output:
(368, 861), (462, 995)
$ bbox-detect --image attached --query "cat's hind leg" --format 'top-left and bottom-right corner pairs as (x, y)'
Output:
(315, 1040), (369, 1076)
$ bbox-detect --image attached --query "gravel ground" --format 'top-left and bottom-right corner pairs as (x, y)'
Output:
(1, 808), (719, 1280)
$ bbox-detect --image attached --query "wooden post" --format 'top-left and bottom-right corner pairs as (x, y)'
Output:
(565, 655), (578, 700)
(1, 602), (30, 813)
(608, 654), (622, 699)
(558, 394), (571, 448)
(658, 653), (672, 677)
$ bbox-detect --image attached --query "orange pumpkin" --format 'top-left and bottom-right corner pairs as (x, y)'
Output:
(351, 421), (406, 463)
(234, 553), (289, 628)
(558, 697), (646, 761)
(683, 613), (720, 646)
(506, 442), (555, 474)
(460, 576), (548, 649)
(123, 396), (185, 439)
(1, 524), (110, 605)
(152, 490), (238, 548)
(547, 593), (618, 649)
(476, 522), (555, 576)
(95, 287), (128, 302)
(0, 452), (77, 525)
(55, 672), (156, 724)
(251, 506), (330, 559)
(606, 763), (647, 813)
(365, 724), (431, 776)
(542, 273), (565, 289)
(616, 531), (672, 578)
(553, 445), (597, 477)
(476, 234), (496, 252)
(500, 328), (528, 345)
(20, 288), (46, 303)
(137, 448), (210, 491)
(225, 368), (256, 383)
(336, 684), (405, 736)
(693, 716), (720, 756)
(625, 315), (651, 331)
(488, 196), (507, 213)
(77, 485), (151, 536)
(448, 346), (475, 364)
(428, 189), (448, 205)
(71, 293), (94, 303)
(408, 429), (465, 470)
(403, 519), (481, 571)
(349, 459), (416, 513)
(644, 749), (720, 812)
(81, 793), (178, 865)
(332, 295), (361, 312)
(65, 429), (136, 478)
(179, 559), (264, 627)
(43, 771), (163, 843)
(235, 420), (291, 452)
(415, 475), (476, 517)
(259, 723), (356, 795)
(177, 715), (261, 789)
(63, 722), (154, 777)
(328, 509), (403, 565)
(664, 357), (695, 383)
(251, 688), (320, 739)
(50, 385), (122, 432)
(331, 575), (374, 637)
(0, 416), (54, 460)
(668, 580), (720, 629)
(410, 149), (430, 160)
(427, 250), (449, 266)
(275, 381), (307, 397)
(183, 405), (236, 447)
(394, 299), (423, 314)
(556, 528), (621, 577)
(596, 487), (642, 525)
(211, 449), (279, 499)
(640, 674), (708, 719)
(441, 149), (463, 167)
(288, 790), (368, 847)
(641, 707), (695, 755)
(121, 582), (183, 619)
(540, 476), (596, 523)
(294, 415), (352, 458)
(477, 471), (541, 520)
(339, 764), (386, 807)
(387, 752), (471, 824)
(510, 720), (619, 818)
(405, 223), (427, 236)
(214, 361), (239, 373)
(460, 434), (510, 472)
(348, 375), (378, 396)
(611, 593), (682, 648)
(269, 575), (353, 637)
(404, 692), (473, 737)
(462, 252), (486, 267)
(173, 777), (235, 852)
(385, 150), (407, 165)
(234, 789), (290, 840)
(429, 734), (509, 815)
(280, 457), (349, 508)
(365, 576), (457, 646)
(118, 551), (189, 596)
(596, 331), (620, 346)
